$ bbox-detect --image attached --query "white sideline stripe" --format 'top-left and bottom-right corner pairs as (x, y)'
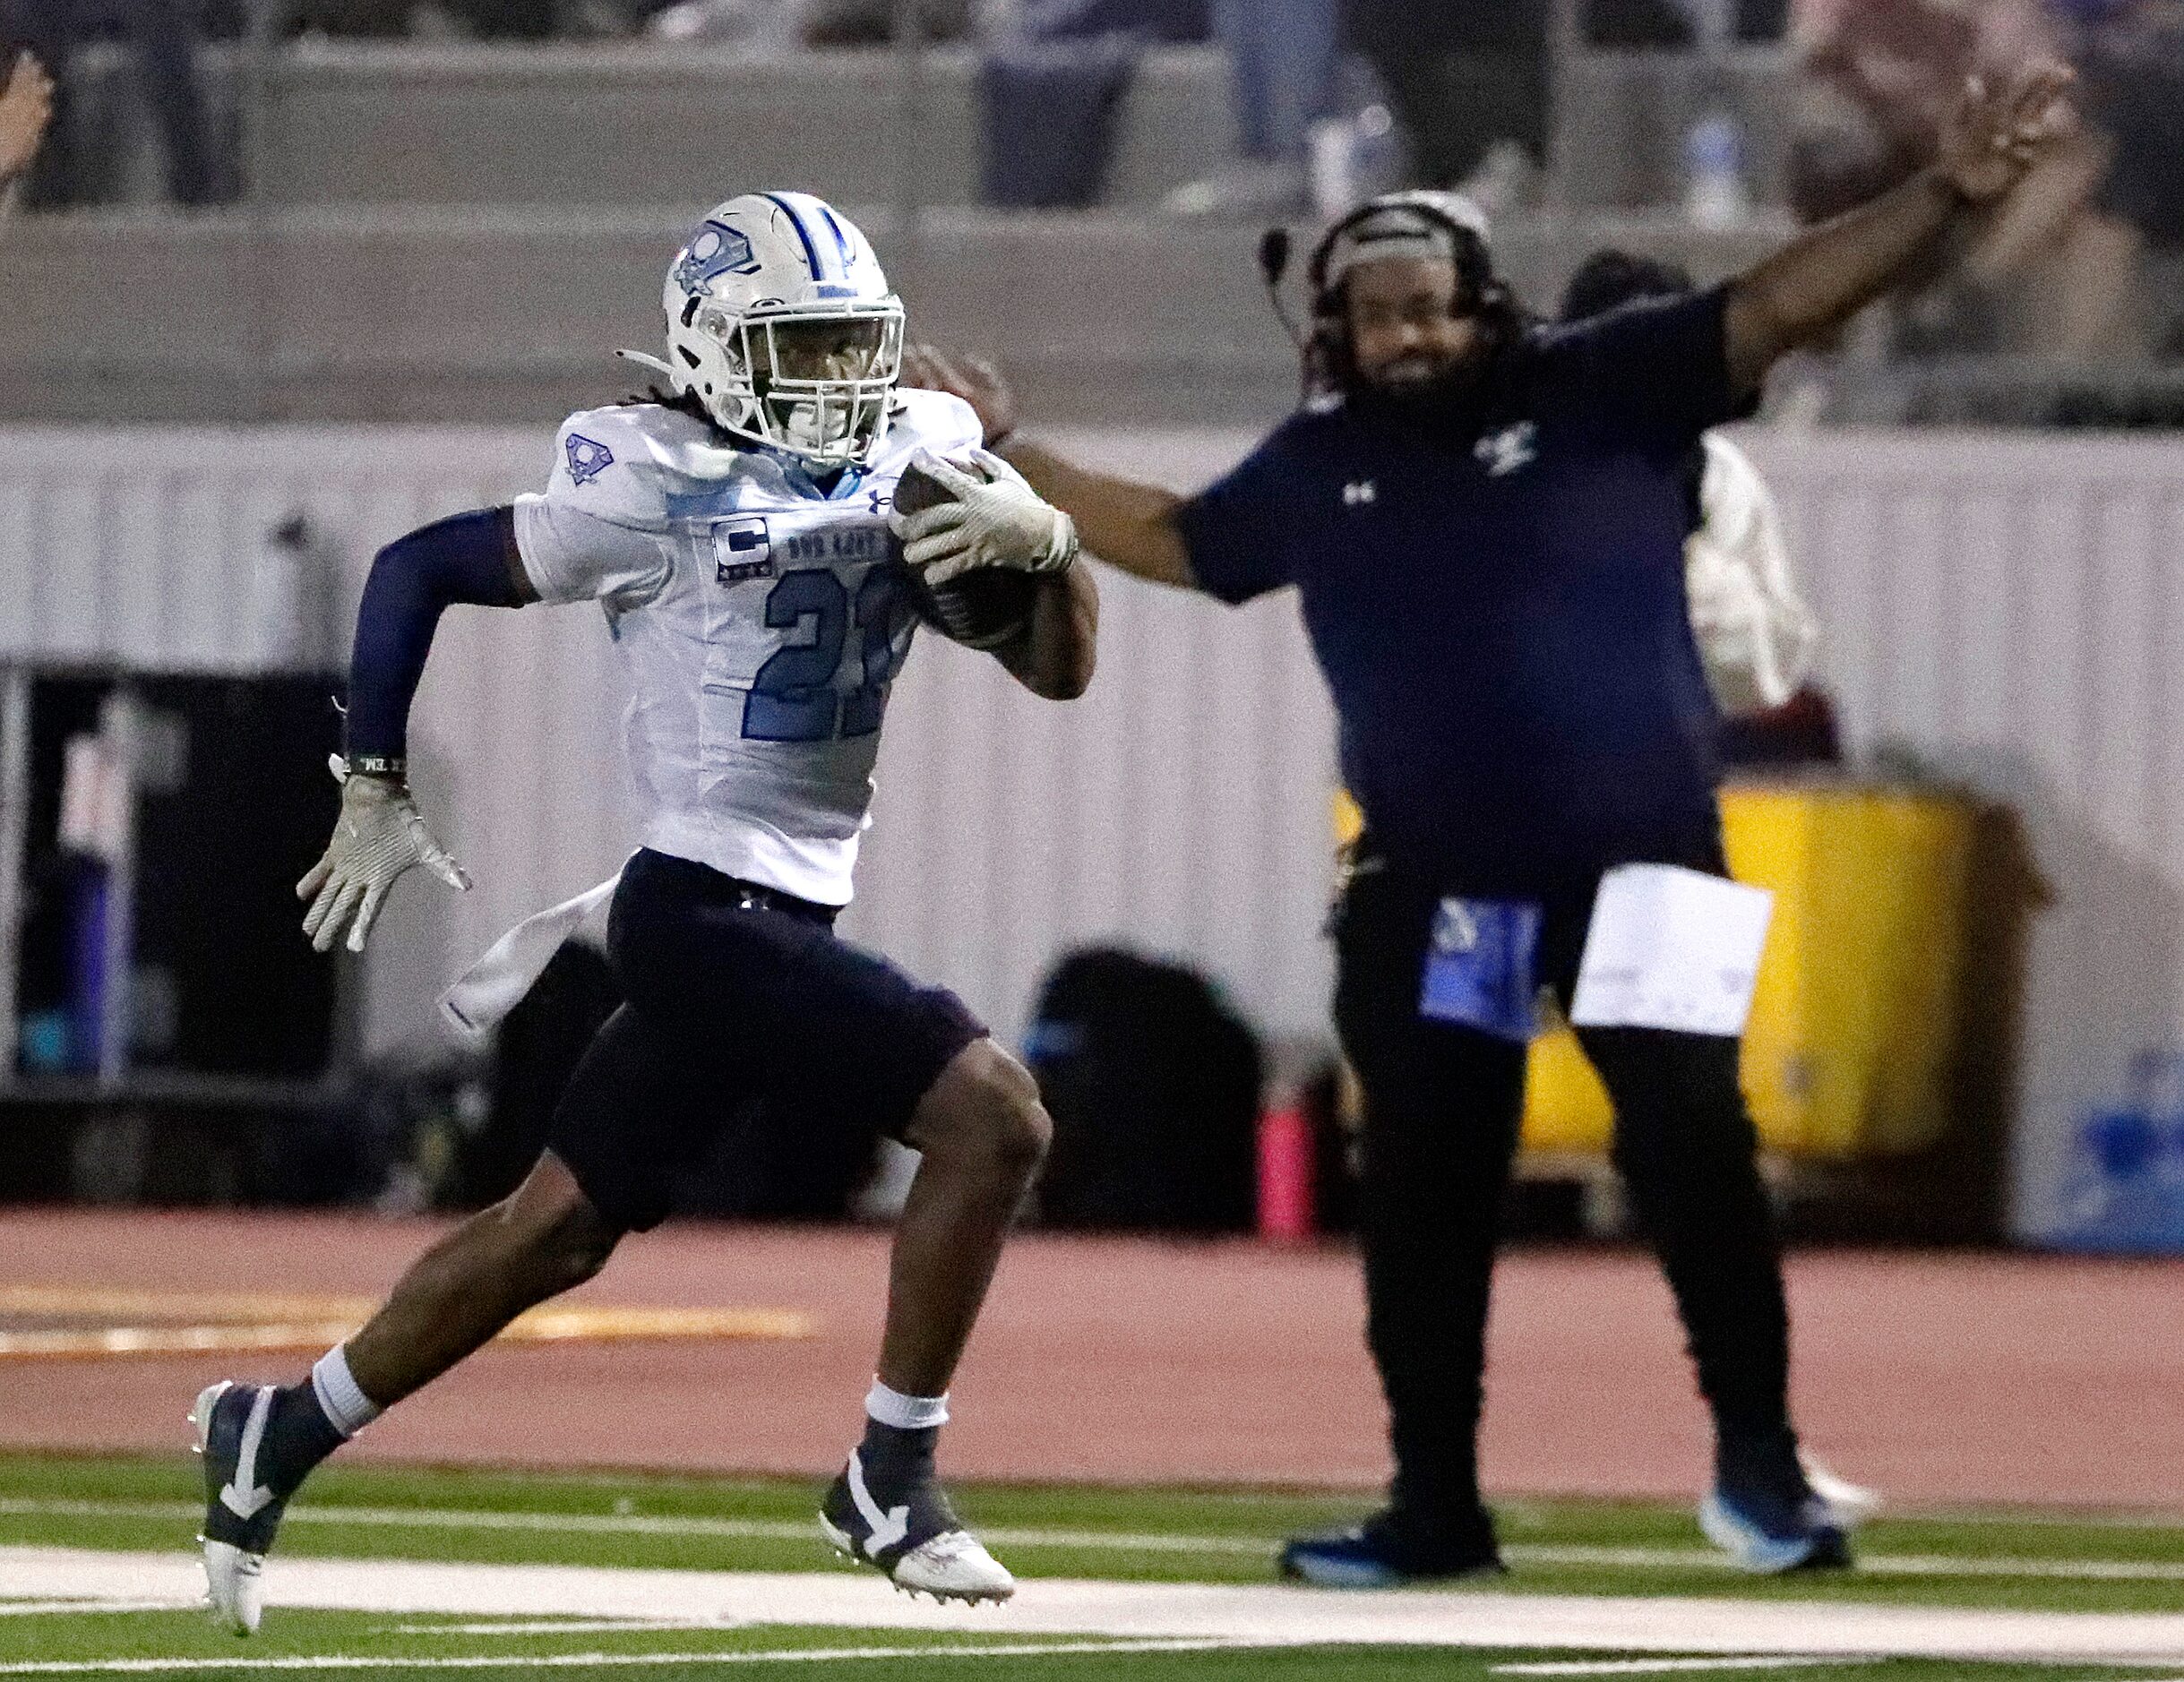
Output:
(10, 1549), (2184, 1665)
(0, 1638), (1262, 1675)
(383, 1620), (744, 1635)
(0, 1602), (183, 1618)
(15, 1497), (2184, 1583)
(1515, 1543), (2184, 1584)
(1494, 1661), (1857, 1677)
(0, 1500), (1267, 1558)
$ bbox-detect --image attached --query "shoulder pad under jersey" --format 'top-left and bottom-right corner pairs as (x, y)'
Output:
(886, 389), (985, 462)
(545, 404), (743, 529)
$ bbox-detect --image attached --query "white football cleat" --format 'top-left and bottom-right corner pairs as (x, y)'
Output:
(819, 1455), (1018, 1608)
(193, 1379), (291, 1636)
(889, 1529), (1016, 1603)
(199, 1537), (263, 1636)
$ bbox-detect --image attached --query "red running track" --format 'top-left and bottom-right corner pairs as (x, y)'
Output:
(0, 1210), (2179, 1509)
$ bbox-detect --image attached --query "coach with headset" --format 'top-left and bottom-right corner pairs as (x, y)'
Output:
(916, 64), (2074, 1586)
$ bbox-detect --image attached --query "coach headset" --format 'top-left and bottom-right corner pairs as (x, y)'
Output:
(1259, 191), (1520, 398)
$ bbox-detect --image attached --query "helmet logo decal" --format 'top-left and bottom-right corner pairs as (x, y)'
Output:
(672, 221), (761, 294)
(564, 433), (615, 485)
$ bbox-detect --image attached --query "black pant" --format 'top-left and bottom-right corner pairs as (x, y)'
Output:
(4, 0), (220, 206)
(1348, 0), (1551, 185)
(1332, 851), (1792, 1540)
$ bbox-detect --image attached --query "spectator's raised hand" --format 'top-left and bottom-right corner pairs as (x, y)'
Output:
(0, 53), (53, 190)
(1934, 61), (2077, 204)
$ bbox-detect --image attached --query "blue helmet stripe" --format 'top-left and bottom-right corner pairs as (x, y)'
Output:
(820, 206), (856, 272)
(763, 193), (829, 281)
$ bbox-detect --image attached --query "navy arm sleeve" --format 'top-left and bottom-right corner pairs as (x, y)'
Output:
(344, 506), (527, 761)
(1530, 284), (1746, 453)
(1167, 422), (1311, 605)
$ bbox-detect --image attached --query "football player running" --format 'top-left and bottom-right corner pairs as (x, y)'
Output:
(191, 193), (1094, 1634)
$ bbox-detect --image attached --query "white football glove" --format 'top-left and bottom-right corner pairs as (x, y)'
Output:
(895, 449), (1079, 587)
(297, 755), (470, 955)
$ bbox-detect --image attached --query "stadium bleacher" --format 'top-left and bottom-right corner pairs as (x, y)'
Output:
(73, 39), (1796, 212)
(16, 37), (1801, 425)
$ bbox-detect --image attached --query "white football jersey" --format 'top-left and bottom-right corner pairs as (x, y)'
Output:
(512, 388), (982, 905)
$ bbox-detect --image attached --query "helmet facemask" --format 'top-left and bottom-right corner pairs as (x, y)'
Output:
(684, 297), (904, 468)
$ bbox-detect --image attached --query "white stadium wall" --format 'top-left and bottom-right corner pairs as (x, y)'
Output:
(0, 422), (2180, 1238)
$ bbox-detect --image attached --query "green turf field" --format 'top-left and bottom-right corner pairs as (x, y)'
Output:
(6, 1452), (2184, 1678)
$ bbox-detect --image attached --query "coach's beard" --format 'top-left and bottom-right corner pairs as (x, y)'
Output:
(1351, 351), (1501, 437)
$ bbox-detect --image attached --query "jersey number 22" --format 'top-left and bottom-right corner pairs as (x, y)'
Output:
(743, 568), (911, 742)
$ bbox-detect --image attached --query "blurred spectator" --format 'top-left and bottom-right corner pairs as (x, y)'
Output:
(0, 0), (225, 206)
(1013, 0), (1205, 35)
(1165, 0), (1340, 219)
(799, 0), (974, 45)
(1586, 0), (1697, 47)
(1584, 0), (1792, 45)
(1788, 0), (2051, 219)
(1789, 0), (2146, 357)
(417, 0), (558, 36)
(979, 0), (1207, 208)
(1348, 0), (1550, 209)
(287, 2), (412, 34)
(0, 51), (53, 202)
(2067, 0), (2184, 355)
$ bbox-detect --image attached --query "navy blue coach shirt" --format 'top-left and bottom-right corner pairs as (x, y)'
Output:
(1173, 287), (1742, 894)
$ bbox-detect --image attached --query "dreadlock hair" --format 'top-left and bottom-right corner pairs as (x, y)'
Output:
(1303, 201), (1531, 399)
(618, 384), (717, 427)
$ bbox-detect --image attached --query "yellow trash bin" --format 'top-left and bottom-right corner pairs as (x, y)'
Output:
(1522, 783), (1977, 1161)
(1332, 784), (1979, 1161)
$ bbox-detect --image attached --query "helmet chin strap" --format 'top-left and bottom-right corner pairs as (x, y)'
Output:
(615, 348), (678, 380)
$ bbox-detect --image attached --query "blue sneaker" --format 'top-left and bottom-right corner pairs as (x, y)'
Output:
(1279, 1510), (1504, 1589)
(1702, 1432), (1852, 1574)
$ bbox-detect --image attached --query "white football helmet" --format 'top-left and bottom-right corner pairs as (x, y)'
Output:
(641, 193), (905, 468)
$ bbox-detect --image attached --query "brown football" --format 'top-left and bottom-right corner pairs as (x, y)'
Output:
(894, 459), (1039, 650)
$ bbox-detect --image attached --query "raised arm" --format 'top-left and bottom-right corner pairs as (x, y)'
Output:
(901, 348), (1202, 593)
(1723, 62), (2076, 392)
(0, 53), (52, 197)
(1002, 442), (1199, 593)
(299, 507), (534, 954)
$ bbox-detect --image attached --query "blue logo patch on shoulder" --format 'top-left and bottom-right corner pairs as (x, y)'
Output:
(565, 433), (615, 486)
(673, 221), (761, 294)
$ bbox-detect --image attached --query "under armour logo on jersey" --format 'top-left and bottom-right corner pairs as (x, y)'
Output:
(1343, 480), (1377, 507)
(565, 433), (615, 486)
(1475, 422), (1538, 478)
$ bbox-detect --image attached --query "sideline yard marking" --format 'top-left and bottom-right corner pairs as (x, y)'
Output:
(1494, 1661), (1859, 1677)
(14, 1497), (2184, 1584)
(0, 1602), (182, 1618)
(382, 1620), (745, 1635)
(11, 1550), (2184, 1667)
(0, 1637), (1263, 1674)
(0, 1288), (809, 1360)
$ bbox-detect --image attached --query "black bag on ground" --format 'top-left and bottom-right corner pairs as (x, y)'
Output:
(1026, 948), (1263, 1232)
